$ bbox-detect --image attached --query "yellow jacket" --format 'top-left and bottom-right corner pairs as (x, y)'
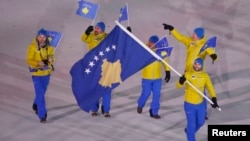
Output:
(81, 32), (108, 50)
(171, 29), (216, 71)
(176, 70), (216, 104)
(142, 45), (170, 79)
(26, 42), (55, 76)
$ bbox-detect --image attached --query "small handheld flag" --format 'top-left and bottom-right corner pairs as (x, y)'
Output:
(119, 5), (128, 23)
(199, 36), (217, 54)
(46, 30), (63, 48)
(155, 37), (173, 58)
(76, 0), (99, 20)
(206, 36), (217, 47)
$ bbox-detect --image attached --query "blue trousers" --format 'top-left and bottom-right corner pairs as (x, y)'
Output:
(91, 91), (111, 113)
(137, 78), (162, 115)
(32, 75), (50, 119)
(184, 101), (206, 141)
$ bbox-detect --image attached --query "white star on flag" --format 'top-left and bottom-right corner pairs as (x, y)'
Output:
(84, 44), (117, 74)
(94, 55), (99, 61)
(105, 47), (110, 52)
(85, 68), (91, 74)
(89, 61), (95, 67)
(99, 51), (104, 57)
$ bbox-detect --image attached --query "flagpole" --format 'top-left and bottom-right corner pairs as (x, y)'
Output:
(126, 2), (130, 26)
(115, 20), (221, 111)
(92, 4), (100, 25)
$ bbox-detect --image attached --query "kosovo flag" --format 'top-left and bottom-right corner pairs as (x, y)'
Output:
(76, 0), (99, 19)
(118, 5), (128, 22)
(70, 25), (156, 112)
(155, 37), (173, 58)
(46, 30), (63, 48)
(199, 36), (217, 55)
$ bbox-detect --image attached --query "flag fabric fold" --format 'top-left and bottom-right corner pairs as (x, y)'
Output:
(118, 5), (128, 22)
(199, 36), (217, 54)
(155, 37), (173, 58)
(70, 25), (156, 112)
(76, 0), (99, 19)
(46, 30), (63, 48)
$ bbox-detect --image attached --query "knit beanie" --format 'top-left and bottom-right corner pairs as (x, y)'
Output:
(96, 22), (105, 32)
(37, 28), (47, 37)
(194, 27), (204, 39)
(149, 35), (159, 44)
(194, 58), (204, 68)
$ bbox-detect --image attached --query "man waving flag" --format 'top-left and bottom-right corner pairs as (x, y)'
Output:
(70, 22), (157, 112)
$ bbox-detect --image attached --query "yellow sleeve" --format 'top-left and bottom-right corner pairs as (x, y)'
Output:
(162, 57), (170, 71)
(81, 33), (91, 44)
(205, 48), (216, 55)
(205, 73), (217, 98)
(206, 48), (219, 61)
(26, 44), (38, 67)
(199, 47), (219, 62)
(171, 29), (190, 47)
(176, 81), (184, 88)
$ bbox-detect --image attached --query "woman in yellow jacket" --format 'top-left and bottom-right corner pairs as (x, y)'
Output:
(137, 35), (171, 119)
(26, 29), (55, 123)
(176, 58), (219, 141)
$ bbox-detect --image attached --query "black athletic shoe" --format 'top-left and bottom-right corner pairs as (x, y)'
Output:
(32, 103), (38, 115)
(91, 112), (98, 117)
(40, 118), (46, 123)
(149, 109), (161, 119)
(150, 114), (161, 119)
(104, 113), (111, 118)
(137, 107), (143, 114)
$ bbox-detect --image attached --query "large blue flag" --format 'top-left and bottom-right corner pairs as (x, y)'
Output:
(155, 37), (173, 58)
(46, 30), (63, 48)
(199, 36), (217, 54)
(70, 25), (156, 112)
(119, 5), (128, 22)
(76, 0), (99, 19)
